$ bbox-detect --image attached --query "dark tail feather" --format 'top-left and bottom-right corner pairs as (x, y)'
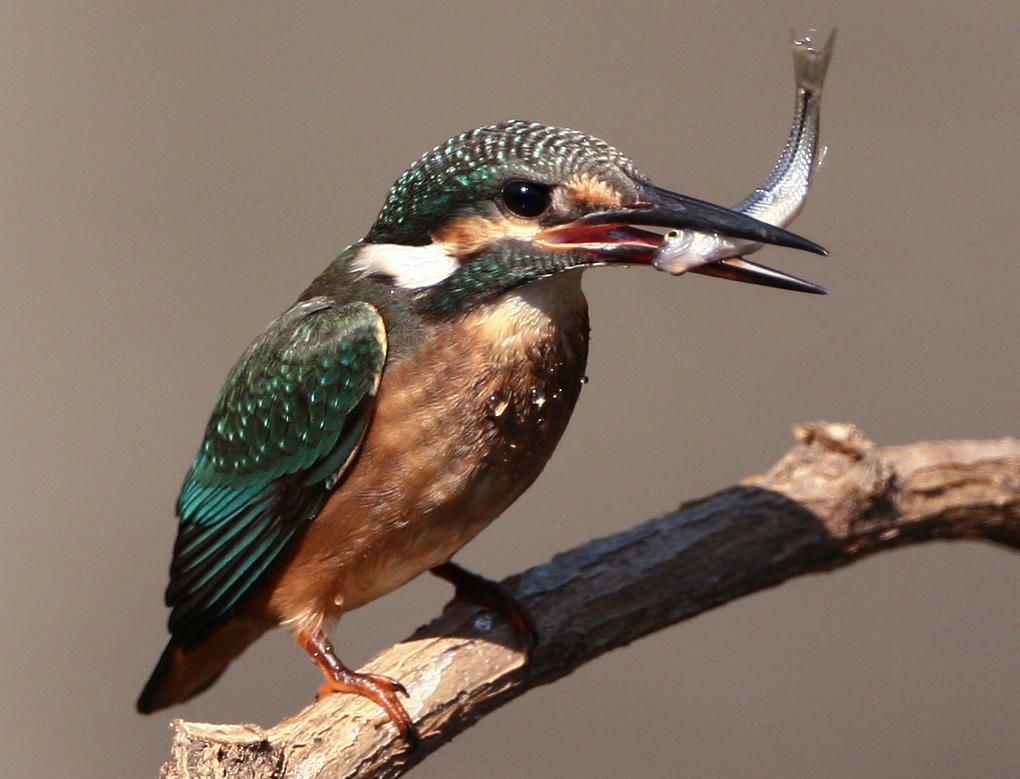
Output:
(136, 639), (226, 713)
(137, 620), (268, 713)
(137, 639), (176, 713)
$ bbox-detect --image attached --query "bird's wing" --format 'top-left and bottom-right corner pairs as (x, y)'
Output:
(165, 297), (387, 650)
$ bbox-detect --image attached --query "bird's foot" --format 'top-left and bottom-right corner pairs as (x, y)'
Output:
(431, 561), (539, 655)
(298, 629), (419, 748)
(316, 668), (418, 747)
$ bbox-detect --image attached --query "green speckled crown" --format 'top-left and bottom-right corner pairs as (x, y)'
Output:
(366, 120), (646, 245)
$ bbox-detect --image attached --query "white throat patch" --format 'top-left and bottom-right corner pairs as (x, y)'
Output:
(352, 242), (459, 289)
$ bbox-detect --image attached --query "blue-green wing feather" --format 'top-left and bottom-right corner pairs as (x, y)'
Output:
(165, 298), (386, 650)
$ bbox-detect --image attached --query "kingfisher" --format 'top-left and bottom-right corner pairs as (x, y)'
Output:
(138, 120), (826, 744)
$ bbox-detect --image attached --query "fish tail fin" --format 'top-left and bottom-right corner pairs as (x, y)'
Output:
(792, 28), (836, 93)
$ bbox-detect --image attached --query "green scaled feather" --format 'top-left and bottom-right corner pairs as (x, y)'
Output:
(166, 298), (386, 651)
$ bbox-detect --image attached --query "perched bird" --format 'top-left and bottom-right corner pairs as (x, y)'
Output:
(138, 120), (826, 743)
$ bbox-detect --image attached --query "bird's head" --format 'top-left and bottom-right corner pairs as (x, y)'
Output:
(354, 120), (824, 315)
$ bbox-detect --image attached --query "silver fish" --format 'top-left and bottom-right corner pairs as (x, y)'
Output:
(654, 28), (835, 294)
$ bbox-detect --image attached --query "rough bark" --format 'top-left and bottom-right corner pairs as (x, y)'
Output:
(159, 423), (1020, 779)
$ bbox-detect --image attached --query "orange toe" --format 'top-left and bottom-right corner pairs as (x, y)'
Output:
(299, 628), (419, 747)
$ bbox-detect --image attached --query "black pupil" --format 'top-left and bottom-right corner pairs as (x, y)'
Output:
(502, 180), (549, 218)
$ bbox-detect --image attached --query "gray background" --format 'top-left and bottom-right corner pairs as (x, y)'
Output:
(2, 2), (1018, 777)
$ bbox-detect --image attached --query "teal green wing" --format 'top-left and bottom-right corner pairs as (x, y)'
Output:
(165, 298), (386, 651)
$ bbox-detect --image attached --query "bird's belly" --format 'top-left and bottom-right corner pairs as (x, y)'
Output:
(266, 273), (590, 632)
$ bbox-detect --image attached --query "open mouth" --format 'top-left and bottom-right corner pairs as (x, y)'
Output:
(533, 180), (827, 294)
(534, 222), (665, 262)
(535, 216), (826, 294)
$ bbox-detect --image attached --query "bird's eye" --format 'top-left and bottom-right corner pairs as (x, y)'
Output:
(501, 180), (551, 218)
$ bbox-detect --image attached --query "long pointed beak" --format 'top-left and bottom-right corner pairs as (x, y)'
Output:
(581, 181), (828, 256)
(534, 180), (827, 294)
(691, 257), (827, 294)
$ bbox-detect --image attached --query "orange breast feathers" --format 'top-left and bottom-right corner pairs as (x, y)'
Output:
(260, 271), (591, 636)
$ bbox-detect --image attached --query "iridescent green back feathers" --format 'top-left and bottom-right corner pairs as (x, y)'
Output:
(166, 298), (386, 649)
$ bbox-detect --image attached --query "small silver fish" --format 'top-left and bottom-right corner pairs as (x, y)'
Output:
(654, 28), (835, 294)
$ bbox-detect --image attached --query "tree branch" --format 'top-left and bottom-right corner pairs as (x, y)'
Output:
(160, 423), (1020, 779)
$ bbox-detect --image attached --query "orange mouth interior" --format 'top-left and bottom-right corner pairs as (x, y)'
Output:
(535, 223), (665, 262)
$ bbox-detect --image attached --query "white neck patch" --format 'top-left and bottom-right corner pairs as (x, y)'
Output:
(352, 242), (459, 289)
